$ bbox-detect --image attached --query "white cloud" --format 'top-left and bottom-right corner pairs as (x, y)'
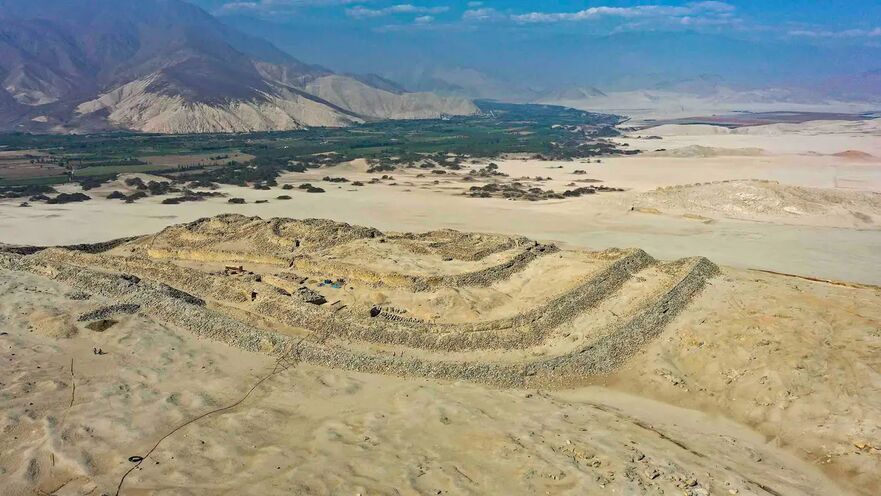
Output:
(219, 0), (364, 14)
(220, 1), (260, 12)
(509, 2), (735, 24)
(346, 4), (449, 19)
(414, 15), (434, 24)
(462, 7), (502, 22)
(693, 1), (735, 13)
(788, 27), (881, 38)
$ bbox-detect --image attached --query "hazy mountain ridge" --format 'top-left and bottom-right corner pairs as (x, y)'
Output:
(0, 0), (476, 133)
(386, 63), (880, 124)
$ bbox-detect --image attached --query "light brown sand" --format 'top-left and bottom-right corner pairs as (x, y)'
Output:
(634, 179), (881, 228)
(2, 119), (880, 284)
(0, 265), (865, 496)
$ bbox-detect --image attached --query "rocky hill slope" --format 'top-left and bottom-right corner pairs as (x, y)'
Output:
(0, 0), (476, 133)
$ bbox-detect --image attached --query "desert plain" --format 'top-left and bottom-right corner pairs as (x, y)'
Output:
(1, 116), (881, 496)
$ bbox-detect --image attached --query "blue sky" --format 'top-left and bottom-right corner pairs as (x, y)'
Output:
(194, 0), (881, 38)
(190, 1), (881, 92)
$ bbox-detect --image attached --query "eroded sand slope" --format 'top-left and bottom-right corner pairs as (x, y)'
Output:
(634, 179), (881, 228)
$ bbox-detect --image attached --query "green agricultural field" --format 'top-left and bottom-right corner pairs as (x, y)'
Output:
(0, 101), (631, 190)
(72, 163), (191, 177)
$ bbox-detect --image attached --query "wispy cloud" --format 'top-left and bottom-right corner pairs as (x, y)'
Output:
(509, 2), (733, 24)
(788, 27), (881, 38)
(346, 4), (449, 19)
(219, 0), (363, 15)
(462, 7), (503, 22)
(460, 1), (736, 28)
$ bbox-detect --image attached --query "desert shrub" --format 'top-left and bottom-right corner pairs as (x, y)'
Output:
(0, 184), (57, 199)
(47, 192), (91, 204)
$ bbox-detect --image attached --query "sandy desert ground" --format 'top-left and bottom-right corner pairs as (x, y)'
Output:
(1, 214), (879, 496)
(1, 116), (880, 496)
(1, 118), (880, 284)
(541, 91), (881, 125)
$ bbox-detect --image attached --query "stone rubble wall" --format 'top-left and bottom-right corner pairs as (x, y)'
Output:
(0, 246), (719, 388)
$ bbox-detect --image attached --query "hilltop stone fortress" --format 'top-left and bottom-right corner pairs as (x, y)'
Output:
(1, 214), (719, 387)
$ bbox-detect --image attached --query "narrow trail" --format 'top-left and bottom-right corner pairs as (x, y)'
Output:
(113, 344), (304, 496)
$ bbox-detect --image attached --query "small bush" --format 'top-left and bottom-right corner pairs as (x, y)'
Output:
(47, 192), (91, 204)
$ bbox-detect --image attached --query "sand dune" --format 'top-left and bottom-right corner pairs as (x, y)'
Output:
(643, 118), (881, 138)
(645, 145), (766, 158)
(627, 118), (881, 157)
(635, 179), (881, 228)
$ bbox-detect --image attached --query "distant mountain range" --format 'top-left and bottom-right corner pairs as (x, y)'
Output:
(0, 0), (476, 133)
(389, 65), (881, 122)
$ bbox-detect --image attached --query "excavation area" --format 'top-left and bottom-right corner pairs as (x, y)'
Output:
(1, 214), (719, 387)
(2, 214), (880, 495)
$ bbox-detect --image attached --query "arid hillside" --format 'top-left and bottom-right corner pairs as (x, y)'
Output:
(0, 0), (476, 133)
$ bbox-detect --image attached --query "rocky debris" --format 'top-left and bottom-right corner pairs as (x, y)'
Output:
(390, 229), (531, 262)
(0, 215), (719, 388)
(66, 291), (91, 300)
(371, 306), (425, 324)
(85, 319), (118, 332)
(410, 242), (559, 291)
(142, 215), (382, 257)
(118, 274), (141, 288)
(655, 368), (688, 388)
(228, 198), (246, 204)
(64, 237), (141, 254)
(296, 286), (326, 305)
(291, 240), (556, 293)
(224, 265), (246, 275)
(77, 304), (141, 322)
(158, 284), (205, 306)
